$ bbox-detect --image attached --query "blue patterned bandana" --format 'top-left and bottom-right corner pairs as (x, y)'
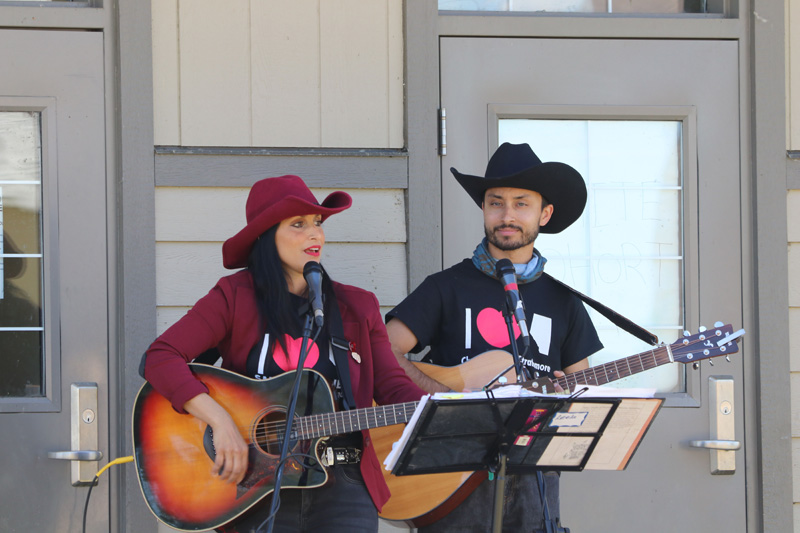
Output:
(471, 238), (546, 284)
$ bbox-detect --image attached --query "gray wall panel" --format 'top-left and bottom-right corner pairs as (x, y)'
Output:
(155, 149), (408, 188)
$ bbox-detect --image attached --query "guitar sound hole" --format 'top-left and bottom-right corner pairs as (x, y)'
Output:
(253, 409), (287, 456)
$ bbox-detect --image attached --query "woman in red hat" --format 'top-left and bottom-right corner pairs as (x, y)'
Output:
(143, 175), (425, 532)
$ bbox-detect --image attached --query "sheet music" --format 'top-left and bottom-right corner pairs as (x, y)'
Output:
(584, 398), (662, 470)
(383, 394), (430, 471)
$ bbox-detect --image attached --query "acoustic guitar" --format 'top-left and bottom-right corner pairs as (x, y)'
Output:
(374, 323), (744, 526)
(132, 366), (419, 531)
(132, 325), (741, 530)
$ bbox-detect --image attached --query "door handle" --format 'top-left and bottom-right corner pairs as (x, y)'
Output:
(689, 440), (741, 451)
(689, 376), (737, 475)
(48, 450), (103, 461)
(48, 383), (101, 486)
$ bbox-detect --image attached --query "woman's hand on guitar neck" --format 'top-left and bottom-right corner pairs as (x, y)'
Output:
(552, 370), (567, 393)
(183, 393), (249, 485)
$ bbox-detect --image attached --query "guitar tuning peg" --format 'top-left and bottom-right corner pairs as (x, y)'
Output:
(708, 359), (714, 366)
(693, 362), (700, 370)
(714, 321), (724, 328)
(698, 326), (707, 332)
(684, 330), (691, 337)
(725, 356), (731, 362)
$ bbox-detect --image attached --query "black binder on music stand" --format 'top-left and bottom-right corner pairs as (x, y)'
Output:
(388, 392), (662, 532)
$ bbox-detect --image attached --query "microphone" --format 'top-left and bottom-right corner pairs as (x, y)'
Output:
(303, 262), (325, 327)
(495, 259), (530, 347)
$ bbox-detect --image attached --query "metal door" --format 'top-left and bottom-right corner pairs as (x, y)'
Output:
(0, 29), (110, 532)
(440, 38), (746, 531)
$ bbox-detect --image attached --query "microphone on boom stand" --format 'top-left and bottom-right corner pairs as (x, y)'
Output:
(495, 258), (531, 348)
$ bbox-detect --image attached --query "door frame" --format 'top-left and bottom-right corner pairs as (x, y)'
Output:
(404, 1), (790, 530)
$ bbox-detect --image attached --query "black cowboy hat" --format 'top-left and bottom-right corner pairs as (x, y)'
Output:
(451, 142), (587, 234)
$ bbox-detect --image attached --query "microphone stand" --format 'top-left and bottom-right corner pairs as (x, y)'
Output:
(501, 297), (530, 384)
(498, 301), (566, 533)
(262, 313), (316, 533)
(490, 300), (533, 532)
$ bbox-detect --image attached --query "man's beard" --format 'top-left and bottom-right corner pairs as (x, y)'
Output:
(485, 224), (538, 251)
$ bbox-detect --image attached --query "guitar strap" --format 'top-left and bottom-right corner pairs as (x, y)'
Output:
(542, 273), (659, 346)
(326, 294), (357, 411)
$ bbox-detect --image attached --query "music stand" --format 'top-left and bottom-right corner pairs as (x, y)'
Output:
(389, 392), (658, 532)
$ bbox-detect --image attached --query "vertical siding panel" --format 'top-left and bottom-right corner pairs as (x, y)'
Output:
(179, 0), (252, 146)
(152, 0), (180, 145)
(320, 0), (389, 148)
(387, 0), (404, 148)
(251, 1), (322, 147)
(791, 0), (800, 150)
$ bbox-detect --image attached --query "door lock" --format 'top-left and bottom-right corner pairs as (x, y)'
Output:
(47, 383), (102, 486)
(689, 376), (739, 475)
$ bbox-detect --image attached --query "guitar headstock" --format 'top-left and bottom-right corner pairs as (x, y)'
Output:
(670, 323), (744, 365)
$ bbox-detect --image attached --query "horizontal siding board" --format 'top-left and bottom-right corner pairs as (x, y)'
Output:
(155, 187), (406, 242)
(155, 152), (408, 188)
(157, 305), (396, 336)
(157, 242), (407, 307)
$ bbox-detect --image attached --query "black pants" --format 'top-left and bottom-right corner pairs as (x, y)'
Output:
(418, 472), (560, 533)
(217, 463), (378, 533)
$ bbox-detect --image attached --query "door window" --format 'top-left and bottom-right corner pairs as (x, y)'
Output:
(0, 111), (44, 397)
(439, 0), (724, 14)
(499, 118), (684, 392)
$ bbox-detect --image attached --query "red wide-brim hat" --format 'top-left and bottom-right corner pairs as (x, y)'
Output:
(451, 142), (587, 234)
(222, 175), (352, 269)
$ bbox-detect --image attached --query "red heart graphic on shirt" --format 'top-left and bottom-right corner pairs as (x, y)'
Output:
(273, 336), (320, 372)
(476, 307), (521, 348)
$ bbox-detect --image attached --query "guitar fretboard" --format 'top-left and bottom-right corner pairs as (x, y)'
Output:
(558, 345), (671, 391)
(294, 401), (419, 440)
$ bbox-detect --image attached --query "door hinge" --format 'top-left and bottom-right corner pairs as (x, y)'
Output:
(438, 108), (446, 155)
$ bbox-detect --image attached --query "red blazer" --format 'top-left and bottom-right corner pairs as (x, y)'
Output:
(144, 270), (425, 510)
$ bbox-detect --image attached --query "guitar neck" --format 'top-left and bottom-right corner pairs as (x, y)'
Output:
(294, 401), (419, 440)
(556, 345), (671, 390)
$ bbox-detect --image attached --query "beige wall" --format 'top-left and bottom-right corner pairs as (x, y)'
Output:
(151, 0), (409, 338)
(154, 187), (407, 334)
(152, 0), (404, 148)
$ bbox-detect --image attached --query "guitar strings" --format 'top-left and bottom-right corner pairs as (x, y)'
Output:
(223, 401), (420, 441)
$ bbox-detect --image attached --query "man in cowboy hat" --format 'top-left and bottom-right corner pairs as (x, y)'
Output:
(385, 142), (603, 532)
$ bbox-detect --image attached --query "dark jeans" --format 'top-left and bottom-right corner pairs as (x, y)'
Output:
(217, 464), (378, 533)
(418, 472), (560, 533)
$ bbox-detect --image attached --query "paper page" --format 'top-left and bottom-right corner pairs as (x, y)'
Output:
(433, 384), (572, 400)
(537, 436), (596, 467)
(383, 394), (429, 471)
(584, 398), (662, 470)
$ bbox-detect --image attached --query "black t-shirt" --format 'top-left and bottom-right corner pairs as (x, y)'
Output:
(386, 259), (602, 376)
(245, 294), (337, 382)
